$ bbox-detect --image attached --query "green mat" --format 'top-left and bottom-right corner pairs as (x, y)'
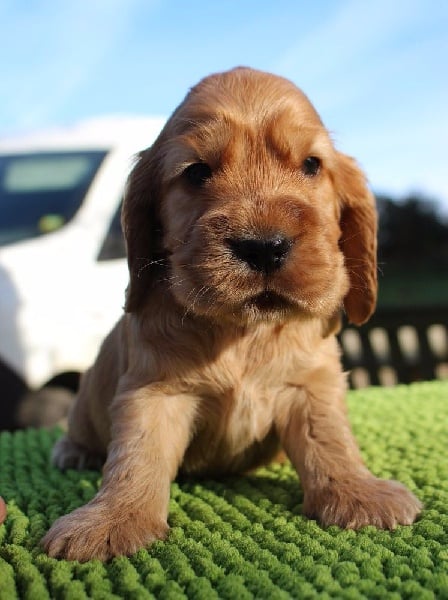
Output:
(0, 381), (447, 599)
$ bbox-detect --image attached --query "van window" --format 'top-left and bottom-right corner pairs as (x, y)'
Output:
(0, 151), (107, 246)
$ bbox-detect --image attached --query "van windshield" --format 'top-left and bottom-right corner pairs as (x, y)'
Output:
(0, 150), (107, 246)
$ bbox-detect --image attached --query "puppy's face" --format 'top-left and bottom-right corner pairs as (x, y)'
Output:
(124, 68), (377, 326)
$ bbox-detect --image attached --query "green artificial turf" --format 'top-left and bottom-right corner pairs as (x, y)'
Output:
(0, 381), (447, 599)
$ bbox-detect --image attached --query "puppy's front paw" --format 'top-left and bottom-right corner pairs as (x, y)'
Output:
(42, 503), (168, 561)
(304, 477), (422, 530)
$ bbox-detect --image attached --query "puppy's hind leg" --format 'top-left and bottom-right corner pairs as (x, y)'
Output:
(52, 435), (105, 471)
(52, 368), (107, 471)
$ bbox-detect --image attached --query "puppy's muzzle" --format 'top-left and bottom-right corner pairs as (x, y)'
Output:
(226, 235), (292, 274)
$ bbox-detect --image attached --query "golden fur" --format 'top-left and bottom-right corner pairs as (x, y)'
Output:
(42, 67), (421, 561)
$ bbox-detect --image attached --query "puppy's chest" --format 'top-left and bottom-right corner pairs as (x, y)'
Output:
(219, 379), (277, 441)
(185, 374), (280, 474)
(192, 336), (294, 453)
(181, 324), (328, 474)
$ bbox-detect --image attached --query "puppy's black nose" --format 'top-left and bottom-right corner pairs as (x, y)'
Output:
(227, 235), (292, 274)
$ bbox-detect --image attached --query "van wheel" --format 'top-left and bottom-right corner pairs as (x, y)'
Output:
(16, 387), (75, 429)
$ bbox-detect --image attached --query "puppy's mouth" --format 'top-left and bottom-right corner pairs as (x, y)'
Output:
(245, 291), (294, 312)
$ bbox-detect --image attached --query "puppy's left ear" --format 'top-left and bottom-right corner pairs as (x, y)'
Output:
(335, 153), (378, 325)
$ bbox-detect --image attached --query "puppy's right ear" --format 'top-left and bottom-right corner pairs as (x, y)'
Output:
(121, 146), (165, 313)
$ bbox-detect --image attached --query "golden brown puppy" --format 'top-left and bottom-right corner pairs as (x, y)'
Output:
(42, 67), (421, 562)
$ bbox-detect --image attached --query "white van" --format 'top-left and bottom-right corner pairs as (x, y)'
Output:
(0, 117), (164, 429)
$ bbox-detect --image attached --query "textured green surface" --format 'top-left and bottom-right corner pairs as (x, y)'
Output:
(0, 381), (447, 599)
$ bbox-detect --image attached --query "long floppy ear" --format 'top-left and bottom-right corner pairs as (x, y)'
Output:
(336, 153), (378, 325)
(121, 145), (165, 313)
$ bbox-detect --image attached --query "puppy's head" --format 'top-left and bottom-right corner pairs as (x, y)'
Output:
(122, 67), (377, 327)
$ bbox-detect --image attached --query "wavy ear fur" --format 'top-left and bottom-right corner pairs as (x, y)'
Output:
(336, 153), (378, 325)
(121, 145), (165, 313)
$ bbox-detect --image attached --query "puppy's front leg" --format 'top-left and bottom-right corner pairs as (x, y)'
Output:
(276, 384), (422, 530)
(43, 383), (197, 562)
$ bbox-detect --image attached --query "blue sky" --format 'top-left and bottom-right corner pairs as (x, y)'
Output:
(1, 0), (447, 212)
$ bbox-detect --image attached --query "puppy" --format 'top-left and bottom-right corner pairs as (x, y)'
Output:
(42, 67), (421, 562)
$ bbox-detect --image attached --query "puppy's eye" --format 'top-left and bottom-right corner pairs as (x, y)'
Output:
(302, 156), (321, 177)
(183, 162), (212, 186)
